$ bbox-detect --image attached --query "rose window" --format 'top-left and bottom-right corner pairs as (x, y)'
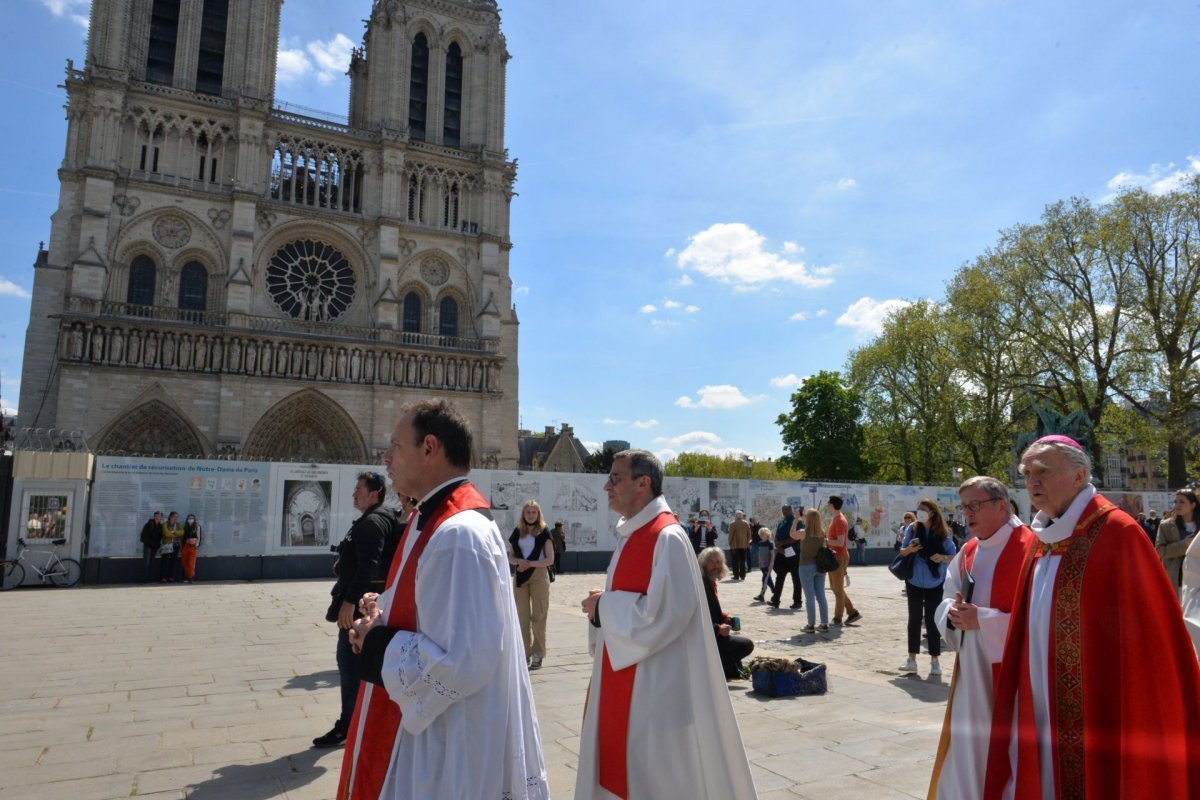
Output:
(266, 240), (355, 322)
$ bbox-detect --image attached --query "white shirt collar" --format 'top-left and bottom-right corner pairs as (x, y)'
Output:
(976, 517), (1020, 551)
(417, 474), (470, 507)
(1031, 484), (1096, 544)
(616, 495), (673, 538)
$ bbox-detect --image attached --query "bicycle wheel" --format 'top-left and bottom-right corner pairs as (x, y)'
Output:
(0, 561), (25, 590)
(49, 558), (82, 588)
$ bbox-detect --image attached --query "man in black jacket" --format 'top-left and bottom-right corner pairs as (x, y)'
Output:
(312, 472), (399, 748)
(139, 511), (162, 583)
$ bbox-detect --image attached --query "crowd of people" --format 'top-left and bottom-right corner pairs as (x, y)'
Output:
(126, 400), (1200, 800)
(137, 510), (203, 583)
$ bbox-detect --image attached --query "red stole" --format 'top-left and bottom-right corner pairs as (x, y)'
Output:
(597, 511), (677, 800)
(337, 481), (490, 800)
(926, 523), (1035, 800)
(983, 495), (1200, 800)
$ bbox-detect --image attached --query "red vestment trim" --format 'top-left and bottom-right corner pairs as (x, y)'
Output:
(926, 523), (1035, 800)
(337, 481), (490, 800)
(597, 511), (677, 800)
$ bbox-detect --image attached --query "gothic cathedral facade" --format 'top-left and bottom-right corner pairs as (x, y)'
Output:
(19, 0), (519, 466)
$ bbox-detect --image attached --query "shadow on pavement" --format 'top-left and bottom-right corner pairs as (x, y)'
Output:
(185, 749), (327, 799)
(887, 674), (950, 703)
(284, 669), (339, 691)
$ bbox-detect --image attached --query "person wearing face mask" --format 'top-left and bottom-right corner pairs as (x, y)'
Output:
(1155, 489), (1199, 599)
(180, 514), (202, 583)
(898, 500), (956, 676)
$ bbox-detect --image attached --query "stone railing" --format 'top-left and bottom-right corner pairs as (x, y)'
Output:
(67, 298), (499, 354)
(57, 317), (503, 395)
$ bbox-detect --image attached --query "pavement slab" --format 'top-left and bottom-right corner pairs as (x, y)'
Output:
(0, 566), (952, 798)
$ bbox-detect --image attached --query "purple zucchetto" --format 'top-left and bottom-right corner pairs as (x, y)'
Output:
(1033, 434), (1083, 449)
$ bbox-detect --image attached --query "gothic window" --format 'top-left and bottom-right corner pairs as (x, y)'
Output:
(403, 292), (422, 333)
(439, 297), (458, 338)
(127, 255), (157, 307)
(195, 0), (229, 95)
(269, 137), (362, 213)
(178, 262), (208, 313)
(266, 240), (355, 323)
(145, 0), (181, 86)
(444, 42), (463, 148)
(409, 33), (429, 142)
(443, 183), (459, 228)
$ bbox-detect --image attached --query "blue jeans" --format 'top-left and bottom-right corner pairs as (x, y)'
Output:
(336, 627), (359, 728)
(798, 563), (828, 626)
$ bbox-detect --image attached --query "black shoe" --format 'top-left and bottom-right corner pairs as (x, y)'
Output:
(845, 611), (863, 625)
(768, 599), (780, 608)
(753, 594), (765, 602)
(789, 603), (802, 610)
(312, 723), (347, 748)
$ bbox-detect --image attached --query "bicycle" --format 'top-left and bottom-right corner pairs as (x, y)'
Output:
(0, 538), (82, 590)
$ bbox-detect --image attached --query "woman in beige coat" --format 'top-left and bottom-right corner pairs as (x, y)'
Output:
(1156, 489), (1198, 599)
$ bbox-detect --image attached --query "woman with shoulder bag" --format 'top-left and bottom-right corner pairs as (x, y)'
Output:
(898, 499), (956, 676)
(159, 511), (184, 583)
(795, 509), (831, 633)
(508, 500), (555, 670)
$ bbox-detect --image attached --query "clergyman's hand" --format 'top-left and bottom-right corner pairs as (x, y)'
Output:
(347, 608), (383, 654)
(947, 591), (980, 631)
(582, 589), (603, 621)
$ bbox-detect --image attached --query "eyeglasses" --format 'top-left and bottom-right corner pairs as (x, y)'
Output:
(606, 472), (629, 485)
(961, 498), (1003, 513)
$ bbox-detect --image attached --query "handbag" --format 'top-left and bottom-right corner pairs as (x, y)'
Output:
(815, 545), (839, 574)
(157, 542), (175, 556)
(888, 551), (914, 581)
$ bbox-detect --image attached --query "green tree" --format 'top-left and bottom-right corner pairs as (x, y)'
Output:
(663, 453), (802, 481)
(775, 370), (871, 480)
(582, 444), (618, 474)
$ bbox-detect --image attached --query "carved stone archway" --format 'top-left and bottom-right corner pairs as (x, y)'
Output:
(94, 399), (208, 457)
(242, 389), (368, 463)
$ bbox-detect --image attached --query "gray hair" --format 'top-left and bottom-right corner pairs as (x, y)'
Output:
(614, 449), (663, 496)
(697, 546), (728, 580)
(957, 475), (1011, 504)
(1020, 441), (1092, 479)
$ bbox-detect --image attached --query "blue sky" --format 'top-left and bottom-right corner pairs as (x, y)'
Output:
(6, 0), (1200, 462)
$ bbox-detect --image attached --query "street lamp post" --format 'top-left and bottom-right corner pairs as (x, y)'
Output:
(742, 454), (754, 480)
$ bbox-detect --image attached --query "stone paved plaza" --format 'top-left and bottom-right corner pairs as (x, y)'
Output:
(0, 566), (955, 799)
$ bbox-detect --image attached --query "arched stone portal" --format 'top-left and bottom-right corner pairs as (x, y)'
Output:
(94, 399), (208, 456)
(242, 389), (369, 463)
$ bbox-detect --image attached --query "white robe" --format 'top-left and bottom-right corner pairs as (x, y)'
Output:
(575, 495), (757, 800)
(1181, 534), (1200, 660)
(1004, 484), (1096, 800)
(374, 505), (549, 800)
(933, 519), (1019, 800)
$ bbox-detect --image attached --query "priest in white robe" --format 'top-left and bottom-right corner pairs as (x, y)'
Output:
(577, 449), (757, 800)
(928, 476), (1034, 800)
(343, 400), (548, 800)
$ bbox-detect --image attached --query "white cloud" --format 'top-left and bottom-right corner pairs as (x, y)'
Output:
(783, 241), (801, 254)
(1106, 157), (1200, 198)
(0, 279), (31, 299)
(675, 223), (835, 288)
(639, 304), (657, 314)
(602, 418), (627, 425)
(581, 440), (603, 454)
(789, 312), (807, 322)
(654, 447), (679, 463)
(653, 431), (722, 449)
(685, 305), (700, 313)
(663, 299), (682, 310)
(41, 0), (89, 28)
(276, 48), (312, 84)
(513, 285), (530, 298)
(664, 247), (677, 258)
(836, 177), (859, 191)
(277, 34), (354, 86)
(675, 384), (760, 409)
(307, 33), (355, 86)
(770, 374), (805, 389)
(836, 296), (912, 336)
(816, 309), (829, 317)
(677, 274), (695, 287)
(650, 319), (679, 331)
(632, 419), (659, 430)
